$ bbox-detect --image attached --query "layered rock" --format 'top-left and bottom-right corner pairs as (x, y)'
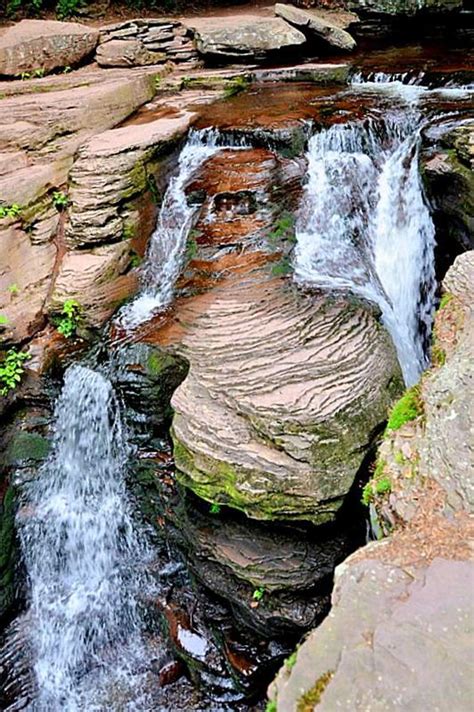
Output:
(194, 18), (306, 62)
(0, 19), (98, 77)
(275, 4), (357, 51)
(348, 0), (462, 13)
(161, 145), (403, 525)
(97, 18), (198, 68)
(269, 250), (474, 711)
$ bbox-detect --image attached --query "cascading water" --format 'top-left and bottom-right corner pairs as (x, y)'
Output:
(118, 129), (222, 329)
(14, 365), (151, 711)
(294, 114), (436, 386)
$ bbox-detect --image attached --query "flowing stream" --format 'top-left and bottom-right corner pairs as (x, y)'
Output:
(294, 112), (437, 385)
(13, 366), (151, 711)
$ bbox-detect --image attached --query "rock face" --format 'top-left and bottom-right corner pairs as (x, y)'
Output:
(275, 4), (357, 51)
(269, 251), (474, 711)
(422, 121), (474, 260)
(194, 18), (306, 61)
(347, 0), (462, 13)
(167, 146), (402, 526)
(0, 20), (98, 77)
(97, 18), (198, 68)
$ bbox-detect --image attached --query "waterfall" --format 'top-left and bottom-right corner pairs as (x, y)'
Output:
(15, 366), (150, 711)
(118, 129), (222, 329)
(294, 116), (436, 386)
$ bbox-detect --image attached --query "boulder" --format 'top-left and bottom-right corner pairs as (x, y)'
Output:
(194, 18), (306, 61)
(347, 0), (462, 14)
(0, 20), (98, 77)
(275, 4), (357, 51)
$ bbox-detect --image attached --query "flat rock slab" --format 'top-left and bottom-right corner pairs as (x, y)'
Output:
(275, 3), (357, 51)
(347, 0), (462, 13)
(0, 19), (98, 76)
(194, 18), (306, 60)
(270, 557), (474, 711)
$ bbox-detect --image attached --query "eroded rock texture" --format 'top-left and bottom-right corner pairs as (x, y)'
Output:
(275, 4), (357, 51)
(269, 250), (474, 711)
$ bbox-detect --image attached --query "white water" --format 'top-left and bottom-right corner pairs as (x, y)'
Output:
(16, 366), (151, 711)
(118, 129), (223, 329)
(294, 115), (437, 386)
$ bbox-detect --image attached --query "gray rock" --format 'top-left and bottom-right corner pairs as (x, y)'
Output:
(347, 0), (462, 14)
(275, 4), (357, 52)
(195, 18), (306, 61)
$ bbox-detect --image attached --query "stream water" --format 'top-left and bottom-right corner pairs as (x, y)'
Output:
(2, 56), (473, 712)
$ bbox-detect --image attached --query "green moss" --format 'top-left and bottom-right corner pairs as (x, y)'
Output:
(266, 702), (277, 712)
(297, 671), (334, 711)
(122, 223), (135, 241)
(386, 385), (423, 432)
(271, 256), (292, 277)
(439, 292), (453, 311)
(431, 343), (446, 367)
(223, 75), (250, 99)
(285, 650), (298, 670)
(362, 460), (391, 506)
(146, 351), (178, 378)
(6, 431), (50, 465)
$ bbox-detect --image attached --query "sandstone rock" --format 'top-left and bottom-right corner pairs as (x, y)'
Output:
(0, 151), (27, 176)
(194, 18), (306, 61)
(0, 226), (56, 343)
(347, 0), (462, 14)
(270, 557), (474, 711)
(275, 4), (357, 51)
(422, 121), (474, 253)
(65, 113), (196, 248)
(96, 39), (166, 67)
(0, 20), (98, 77)
(251, 62), (350, 83)
(0, 75), (155, 153)
(49, 241), (135, 328)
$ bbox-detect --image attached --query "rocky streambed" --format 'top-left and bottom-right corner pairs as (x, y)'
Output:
(0, 31), (473, 712)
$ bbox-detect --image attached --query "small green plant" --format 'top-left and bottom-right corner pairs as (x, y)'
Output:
(438, 292), (453, 311)
(154, 74), (162, 91)
(0, 314), (9, 326)
(285, 651), (298, 670)
(0, 350), (29, 396)
(265, 702), (277, 712)
(122, 223), (135, 241)
(33, 67), (45, 78)
(252, 586), (265, 602)
(62, 65), (72, 74)
(431, 343), (446, 367)
(268, 212), (296, 245)
(224, 75), (250, 99)
(386, 385), (423, 432)
(186, 236), (198, 262)
(362, 460), (391, 506)
(54, 299), (81, 338)
(19, 71), (32, 80)
(271, 256), (292, 277)
(0, 204), (22, 219)
(56, 0), (83, 19)
(52, 191), (70, 211)
(129, 251), (142, 269)
(7, 284), (19, 295)
(181, 76), (192, 90)
(209, 503), (221, 515)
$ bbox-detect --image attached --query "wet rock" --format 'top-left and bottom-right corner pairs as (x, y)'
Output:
(194, 19), (306, 62)
(275, 4), (357, 52)
(422, 121), (474, 268)
(0, 20), (98, 77)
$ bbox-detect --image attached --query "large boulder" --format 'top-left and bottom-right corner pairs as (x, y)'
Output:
(275, 4), (357, 51)
(0, 20), (98, 77)
(194, 18), (306, 61)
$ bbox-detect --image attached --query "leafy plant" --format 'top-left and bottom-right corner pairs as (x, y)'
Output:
(0, 350), (29, 396)
(0, 204), (22, 219)
(285, 651), (298, 670)
(7, 283), (19, 295)
(386, 385), (423, 432)
(252, 586), (265, 602)
(271, 256), (292, 277)
(209, 503), (221, 515)
(53, 299), (81, 338)
(0, 314), (9, 326)
(56, 0), (83, 19)
(62, 65), (72, 74)
(268, 212), (296, 245)
(265, 702), (277, 712)
(52, 191), (70, 211)
(129, 251), (142, 268)
(438, 292), (453, 311)
(362, 459), (391, 506)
